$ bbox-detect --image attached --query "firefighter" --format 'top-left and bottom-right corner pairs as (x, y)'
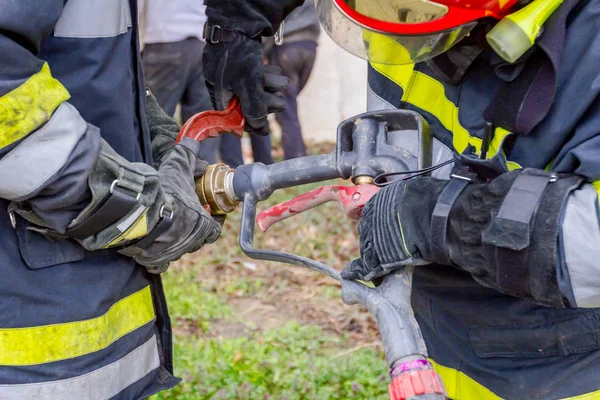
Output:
(203, 0), (600, 398)
(0, 1), (286, 397)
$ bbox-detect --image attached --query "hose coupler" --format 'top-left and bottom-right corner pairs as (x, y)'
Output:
(196, 164), (240, 215)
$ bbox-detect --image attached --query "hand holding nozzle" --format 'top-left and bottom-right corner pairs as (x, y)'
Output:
(175, 98), (243, 215)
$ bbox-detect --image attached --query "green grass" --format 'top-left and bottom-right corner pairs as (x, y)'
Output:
(152, 156), (389, 399)
(155, 323), (388, 400)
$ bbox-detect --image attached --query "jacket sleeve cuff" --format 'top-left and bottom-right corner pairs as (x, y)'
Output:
(560, 184), (600, 307)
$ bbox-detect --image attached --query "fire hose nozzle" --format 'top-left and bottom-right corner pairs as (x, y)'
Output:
(196, 164), (239, 215)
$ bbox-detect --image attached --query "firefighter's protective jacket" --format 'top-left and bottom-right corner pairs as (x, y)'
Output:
(0, 1), (178, 398)
(365, 0), (600, 397)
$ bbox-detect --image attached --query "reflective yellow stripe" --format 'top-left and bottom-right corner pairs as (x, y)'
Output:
(431, 358), (600, 399)
(593, 181), (600, 207)
(429, 359), (502, 400)
(363, 30), (414, 65)
(0, 336), (160, 400)
(403, 71), (476, 154)
(371, 61), (479, 154)
(370, 61), (523, 170)
(368, 33), (477, 152)
(0, 286), (155, 366)
(0, 63), (70, 149)
(489, 127), (522, 171)
(564, 389), (600, 399)
(105, 207), (150, 248)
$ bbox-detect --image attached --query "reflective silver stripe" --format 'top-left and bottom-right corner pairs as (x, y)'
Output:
(367, 86), (396, 112)
(0, 103), (87, 200)
(0, 335), (160, 400)
(367, 86), (455, 180)
(117, 205), (148, 232)
(562, 185), (600, 307)
(55, 0), (132, 38)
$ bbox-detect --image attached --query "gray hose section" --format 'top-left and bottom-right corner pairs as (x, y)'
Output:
(342, 268), (428, 367)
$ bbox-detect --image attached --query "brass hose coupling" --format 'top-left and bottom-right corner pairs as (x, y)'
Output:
(196, 164), (240, 215)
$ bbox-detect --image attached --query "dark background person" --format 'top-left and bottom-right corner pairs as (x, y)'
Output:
(264, 0), (320, 160)
(140, 0), (218, 163)
(219, 130), (274, 167)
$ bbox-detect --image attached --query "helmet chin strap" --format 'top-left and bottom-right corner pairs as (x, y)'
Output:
(424, 24), (488, 85)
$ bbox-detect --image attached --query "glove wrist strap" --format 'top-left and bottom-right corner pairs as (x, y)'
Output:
(203, 22), (253, 44)
(67, 178), (142, 240)
(430, 170), (478, 265)
(132, 205), (174, 249)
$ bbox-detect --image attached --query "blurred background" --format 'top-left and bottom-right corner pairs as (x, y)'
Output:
(141, 2), (390, 398)
(273, 34), (367, 143)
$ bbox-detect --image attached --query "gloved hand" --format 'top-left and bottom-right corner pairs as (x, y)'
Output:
(145, 89), (209, 179)
(341, 178), (446, 282)
(145, 89), (180, 168)
(117, 143), (222, 273)
(9, 135), (223, 274)
(341, 169), (582, 307)
(202, 30), (288, 136)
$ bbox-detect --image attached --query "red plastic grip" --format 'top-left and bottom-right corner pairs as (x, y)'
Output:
(256, 184), (380, 232)
(388, 369), (446, 400)
(176, 97), (245, 144)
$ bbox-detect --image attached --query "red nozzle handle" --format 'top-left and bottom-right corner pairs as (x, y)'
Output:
(256, 184), (380, 232)
(176, 97), (244, 144)
(388, 369), (447, 400)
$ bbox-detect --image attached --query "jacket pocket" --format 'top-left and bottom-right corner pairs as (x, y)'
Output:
(16, 219), (85, 270)
(54, 0), (132, 38)
(469, 312), (600, 358)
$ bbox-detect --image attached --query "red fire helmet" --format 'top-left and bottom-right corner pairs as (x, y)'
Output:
(315, 0), (520, 64)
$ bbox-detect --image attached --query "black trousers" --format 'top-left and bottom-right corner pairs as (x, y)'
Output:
(269, 40), (317, 160)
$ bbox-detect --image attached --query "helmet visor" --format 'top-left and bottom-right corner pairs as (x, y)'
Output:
(346, 0), (450, 24)
(316, 0), (477, 65)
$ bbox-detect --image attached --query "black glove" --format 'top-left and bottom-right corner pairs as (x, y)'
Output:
(145, 90), (179, 168)
(203, 0), (299, 136)
(342, 170), (582, 307)
(203, 32), (288, 136)
(342, 178), (446, 282)
(118, 144), (222, 273)
(204, 0), (303, 38)
(145, 90), (209, 178)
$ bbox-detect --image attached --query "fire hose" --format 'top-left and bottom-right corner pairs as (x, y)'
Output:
(177, 99), (448, 400)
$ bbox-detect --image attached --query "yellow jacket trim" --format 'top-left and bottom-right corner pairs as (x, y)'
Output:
(0, 286), (155, 366)
(593, 181), (600, 207)
(489, 127), (522, 171)
(429, 359), (502, 400)
(431, 358), (600, 399)
(105, 207), (150, 248)
(371, 61), (479, 155)
(370, 61), (523, 170)
(563, 389), (600, 399)
(0, 63), (70, 150)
